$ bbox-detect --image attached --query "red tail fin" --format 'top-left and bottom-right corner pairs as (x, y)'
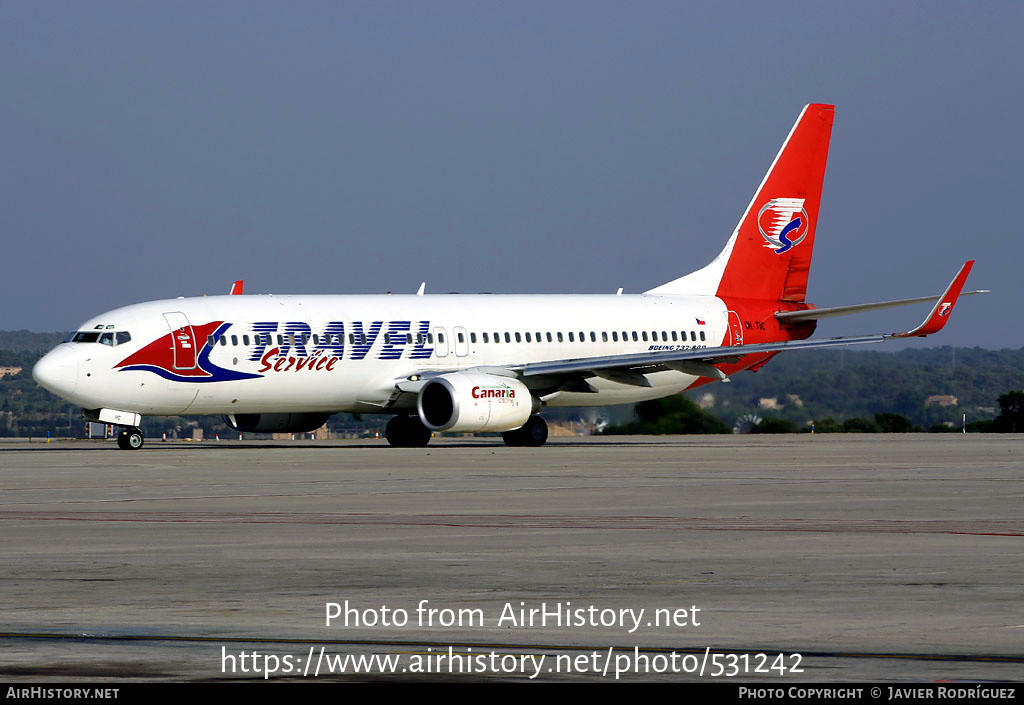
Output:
(647, 104), (834, 302)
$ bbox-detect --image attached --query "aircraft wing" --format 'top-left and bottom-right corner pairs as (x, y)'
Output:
(516, 334), (884, 384)
(512, 260), (977, 387)
(775, 290), (987, 322)
(395, 261), (977, 394)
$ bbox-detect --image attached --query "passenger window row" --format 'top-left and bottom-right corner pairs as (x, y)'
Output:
(207, 328), (706, 347)
(207, 332), (429, 347)
(467, 329), (707, 344)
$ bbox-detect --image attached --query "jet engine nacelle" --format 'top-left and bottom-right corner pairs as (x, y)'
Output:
(223, 412), (332, 434)
(417, 372), (535, 432)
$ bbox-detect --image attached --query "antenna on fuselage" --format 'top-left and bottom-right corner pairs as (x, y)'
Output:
(416, 282), (426, 296)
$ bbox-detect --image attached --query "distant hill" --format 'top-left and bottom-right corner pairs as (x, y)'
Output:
(0, 330), (69, 354)
(689, 346), (1024, 429)
(0, 332), (69, 367)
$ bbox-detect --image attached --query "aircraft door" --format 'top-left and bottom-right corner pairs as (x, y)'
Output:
(726, 311), (743, 346)
(163, 312), (198, 369)
(433, 327), (449, 357)
(453, 326), (469, 357)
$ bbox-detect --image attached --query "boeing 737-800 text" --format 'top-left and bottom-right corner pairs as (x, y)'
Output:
(33, 104), (981, 449)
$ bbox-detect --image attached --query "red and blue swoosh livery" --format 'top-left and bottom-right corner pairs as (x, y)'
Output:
(115, 322), (263, 383)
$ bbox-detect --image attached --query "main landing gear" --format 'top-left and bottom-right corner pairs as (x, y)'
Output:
(116, 427), (145, 450)
(502, 415), (548, 447)
(384, 414), (549, 448)
(385, 415), (433, 448)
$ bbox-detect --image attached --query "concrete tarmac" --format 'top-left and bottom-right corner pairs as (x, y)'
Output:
(0, 434), (1022, 682)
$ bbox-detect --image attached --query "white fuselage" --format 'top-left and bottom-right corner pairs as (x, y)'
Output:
(37, 293), (730, 417)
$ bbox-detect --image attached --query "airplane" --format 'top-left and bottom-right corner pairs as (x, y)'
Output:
(32, 103), (983, 450)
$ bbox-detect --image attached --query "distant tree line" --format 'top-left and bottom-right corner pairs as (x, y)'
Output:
(706, 346), (1024, 430)
(603, 391), (1024, 437)
(600, 395), (732, 435)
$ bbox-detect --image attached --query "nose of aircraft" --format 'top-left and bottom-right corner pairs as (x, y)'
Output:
(33, 345), (80, 398)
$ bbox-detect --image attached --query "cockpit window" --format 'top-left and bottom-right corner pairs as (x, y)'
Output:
(70, 330), (132, 346)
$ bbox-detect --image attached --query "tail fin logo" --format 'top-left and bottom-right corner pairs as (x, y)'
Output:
(758, 197), (809, 255)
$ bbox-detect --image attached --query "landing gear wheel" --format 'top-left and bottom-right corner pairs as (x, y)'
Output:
(522, 415), (548, 447)
(503, 416), (548, 447)
(501, 429), (526, 447)
(385, 415), (432, 448)
(117, 427), (144, 450)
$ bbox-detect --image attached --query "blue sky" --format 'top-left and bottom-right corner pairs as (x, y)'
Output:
(2, 2), (1021, 348)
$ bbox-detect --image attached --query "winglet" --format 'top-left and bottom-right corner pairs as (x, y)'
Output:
(889, 261), (974, 338)
(230, 280), (244, 296)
